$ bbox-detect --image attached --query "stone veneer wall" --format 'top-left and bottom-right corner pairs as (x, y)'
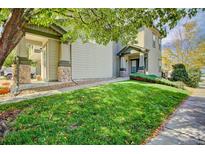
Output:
(12, 64), (31, 84)
(57, 66), (71, 82)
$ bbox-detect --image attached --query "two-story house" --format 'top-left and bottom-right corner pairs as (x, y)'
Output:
(13, 25), (162, 83)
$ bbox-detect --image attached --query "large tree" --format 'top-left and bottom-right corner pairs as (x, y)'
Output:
(162, 20), (205, 71)
(0, 8), (201, 69)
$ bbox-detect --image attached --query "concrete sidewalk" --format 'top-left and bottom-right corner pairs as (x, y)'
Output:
(0, 77), (129, 105)
(148, 82), (205, 145)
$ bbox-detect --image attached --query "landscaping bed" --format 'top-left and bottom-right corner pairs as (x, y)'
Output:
(0, 80), (11, 95)
(0, 80), (188, 144)
(0, 87), (10, 95)
(130, 73), (184, 89)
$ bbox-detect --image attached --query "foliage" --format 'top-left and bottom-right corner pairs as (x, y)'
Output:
(3, 50), (16, 67)
(171, 64), (189, 83)
(186, 68), (201, 88)
(0, 87), (10, 95)
(130, 73), (158, 80)
(0, 9), (10, 25)
(0, 8), (203, 69)
(130, 73), (184, 89)
(162, 21), (205, 72)
(170, 64), (201, 88)
(0, 80), (188, 144)
(162, 48), (173, 71)
(0, 8), (202, 45)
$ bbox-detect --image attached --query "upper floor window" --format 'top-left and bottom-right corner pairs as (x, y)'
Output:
(152, 33), (156, 48)
(159, 39), (161, 50)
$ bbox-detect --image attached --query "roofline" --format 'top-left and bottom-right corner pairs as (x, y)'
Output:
(149, 26), (165, 39)
(117, 45), (149, 56)
(50, 24), (67, 35)
(24, 24), (67, 40)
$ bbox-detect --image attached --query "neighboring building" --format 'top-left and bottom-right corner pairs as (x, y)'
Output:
(13, 25), (162, 84)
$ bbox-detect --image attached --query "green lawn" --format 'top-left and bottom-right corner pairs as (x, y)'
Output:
(0, 80), (188, 145)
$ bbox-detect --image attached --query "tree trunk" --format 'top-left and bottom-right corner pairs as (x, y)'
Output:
(0, 9), (26, 70)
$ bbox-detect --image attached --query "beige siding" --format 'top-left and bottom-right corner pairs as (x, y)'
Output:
(47, 39), (60, 81)
(143, 28), (161, 76)
(60, 43), (70, 61)
(135, 28), (145, 47)
(72, 40), (113, 79)
(112, 42), (122, 77)
(16, 37), (28, 58)
(41, 44), (47, 81)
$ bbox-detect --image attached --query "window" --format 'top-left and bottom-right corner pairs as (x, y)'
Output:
(152, 33), (156, 48)
(144, 56), (148, 71)
(159, 39), (161, 50)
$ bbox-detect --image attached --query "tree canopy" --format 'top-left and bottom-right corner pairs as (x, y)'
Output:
(0, 8), (203, 68)
(162, 20), (205, 71)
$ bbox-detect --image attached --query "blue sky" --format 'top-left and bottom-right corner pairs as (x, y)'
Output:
(162, 11), (205, 48)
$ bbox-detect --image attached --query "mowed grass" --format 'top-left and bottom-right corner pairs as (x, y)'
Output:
(0, 80), (188, 145)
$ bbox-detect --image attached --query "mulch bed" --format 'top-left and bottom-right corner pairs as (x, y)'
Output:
(0, 109), (22, 138)
(0, 109), (22, 121)
(0, 80), (11, 96)
(18, 79), (106, 96)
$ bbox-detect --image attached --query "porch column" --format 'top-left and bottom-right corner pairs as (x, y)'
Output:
(57, 43), (71, 82)
(120, 56), (128, 77)
(12, 37), (31, 84)
(138, 53), (145, 73)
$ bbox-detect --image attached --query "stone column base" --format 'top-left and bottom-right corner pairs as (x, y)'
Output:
(12, 64), (31, 84)
(57, 66), (71, 82)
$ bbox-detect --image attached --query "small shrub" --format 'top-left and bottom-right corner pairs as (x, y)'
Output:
(186, 69), (201, 88)
(171, 64), (189, 83)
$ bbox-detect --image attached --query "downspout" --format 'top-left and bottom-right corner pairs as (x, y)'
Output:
(70, 44), (78, 85)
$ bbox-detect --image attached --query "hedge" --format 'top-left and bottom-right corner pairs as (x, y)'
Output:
(130, 73), (184, 89)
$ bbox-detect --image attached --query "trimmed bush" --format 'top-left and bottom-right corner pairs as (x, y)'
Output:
(130, 73), (184, 89)
(186, 69), (201, 88)
(170, 63), (201, 88)
(171, 64), (189, 83)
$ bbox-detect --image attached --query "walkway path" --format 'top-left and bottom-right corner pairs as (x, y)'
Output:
(0, 77), (129, 105)
(148, 81), (205, 145)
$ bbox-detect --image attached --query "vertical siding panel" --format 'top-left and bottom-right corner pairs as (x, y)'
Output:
(72, 40), (113, 79)
(144, 28), (161, 76)
(47, 39), (59, 81)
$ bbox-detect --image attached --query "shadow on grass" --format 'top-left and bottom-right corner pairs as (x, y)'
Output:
(0, 81), (188, 145)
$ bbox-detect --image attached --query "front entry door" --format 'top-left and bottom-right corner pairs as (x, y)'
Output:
(131, 59), (139, 73)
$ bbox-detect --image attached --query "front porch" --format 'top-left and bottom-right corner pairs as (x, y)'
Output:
(117, 45), (149, 77)
(12, 24), (72, 86)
